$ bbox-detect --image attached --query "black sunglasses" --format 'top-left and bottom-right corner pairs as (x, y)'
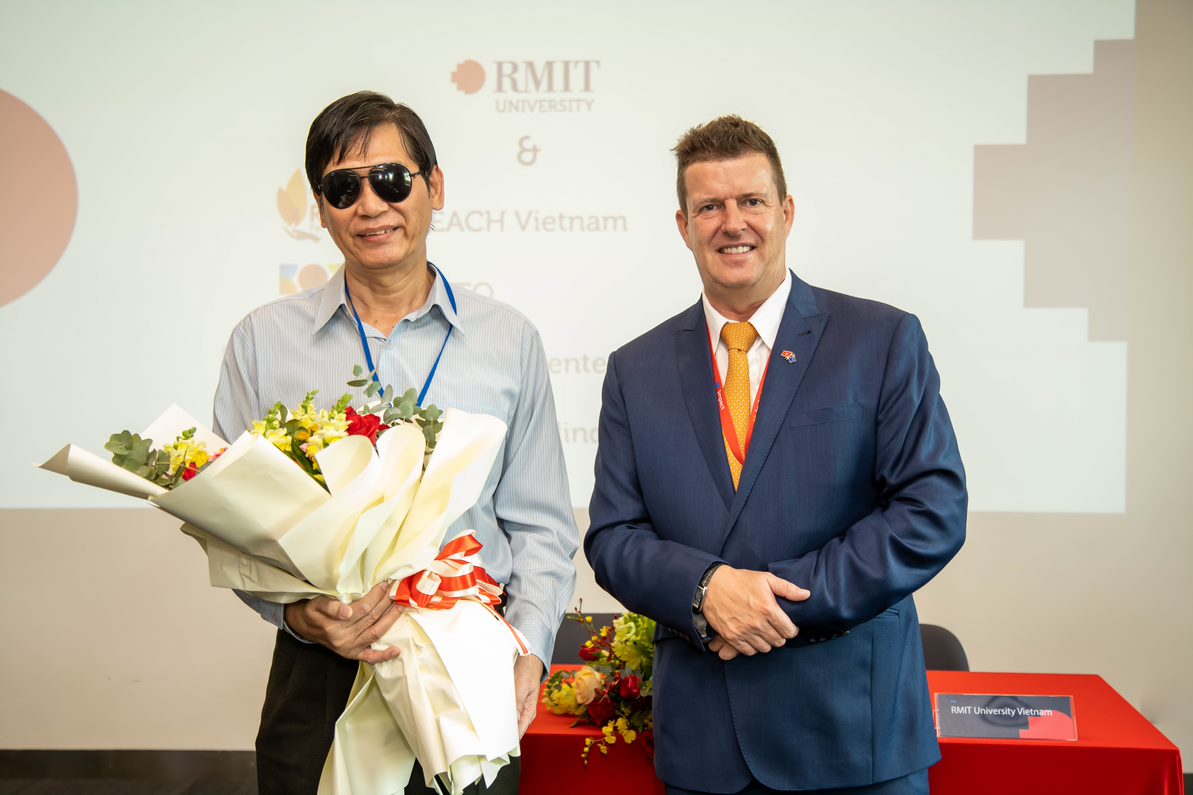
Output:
(317, 162), (426, 210)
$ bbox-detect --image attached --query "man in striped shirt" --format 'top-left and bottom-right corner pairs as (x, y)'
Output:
(213, 91), (578, 794)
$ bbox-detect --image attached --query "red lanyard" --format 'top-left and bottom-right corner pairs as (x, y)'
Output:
(707, 325), (771, 466)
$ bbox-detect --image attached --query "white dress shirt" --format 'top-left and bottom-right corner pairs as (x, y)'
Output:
(213, 265), (578, 664)
(701, 269), (793, 405)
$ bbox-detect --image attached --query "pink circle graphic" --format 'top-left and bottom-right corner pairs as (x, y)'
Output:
(0, 90), (78, 307)
(451, 60), (486, 94)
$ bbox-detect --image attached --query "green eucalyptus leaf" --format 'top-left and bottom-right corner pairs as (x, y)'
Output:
(104, 431), (134, 456)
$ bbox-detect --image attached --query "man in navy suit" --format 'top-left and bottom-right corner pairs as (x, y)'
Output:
(585, 116), (967, 794)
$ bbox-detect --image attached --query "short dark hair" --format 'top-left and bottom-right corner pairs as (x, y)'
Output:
(672, 115), (787, 212)
(305, 91), (438, 194)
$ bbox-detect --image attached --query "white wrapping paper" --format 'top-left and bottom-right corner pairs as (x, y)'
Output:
(41, 405), (518, 794)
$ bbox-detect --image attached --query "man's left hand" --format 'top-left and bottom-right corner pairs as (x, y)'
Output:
(513, 654), (545, 737)
(708, 636), (740, 661)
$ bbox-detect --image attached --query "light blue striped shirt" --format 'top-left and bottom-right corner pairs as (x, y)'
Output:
(213, 265), (578, 665)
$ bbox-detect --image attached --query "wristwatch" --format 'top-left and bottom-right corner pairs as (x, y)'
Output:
(692, 562), (725, 641)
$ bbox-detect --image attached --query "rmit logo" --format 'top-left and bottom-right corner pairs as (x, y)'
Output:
(451, 59), (600, 95)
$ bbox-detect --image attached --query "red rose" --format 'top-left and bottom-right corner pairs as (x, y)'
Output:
(345, 406), (387, 445)
(579, 644), (600, 662)
(586, 695), (615, 726)
(619, 675), (641, 700)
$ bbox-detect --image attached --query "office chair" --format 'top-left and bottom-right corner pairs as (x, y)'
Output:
(920, 623), (969, 671)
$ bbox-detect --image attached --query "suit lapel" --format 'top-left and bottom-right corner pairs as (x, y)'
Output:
(675, 302), (735, 511)
(725, 275), (829, 532)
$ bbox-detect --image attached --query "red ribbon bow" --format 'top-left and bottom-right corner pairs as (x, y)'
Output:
(391, 532), (528, 654)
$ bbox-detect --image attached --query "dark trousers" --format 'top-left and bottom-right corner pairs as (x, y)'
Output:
(665, 768), (929, 795)
(256, 629), (519, 794)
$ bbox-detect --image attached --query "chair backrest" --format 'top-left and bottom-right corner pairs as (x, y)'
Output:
(552, 613), (618, 664)
(920, 623), (969, 671)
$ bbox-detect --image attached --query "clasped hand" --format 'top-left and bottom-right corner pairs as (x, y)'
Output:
(703, 567), (810, 661)
(283, 581), (404, 664)
(287, 583), (544, 737)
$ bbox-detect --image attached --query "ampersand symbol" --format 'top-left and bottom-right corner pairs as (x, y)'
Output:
(517, 136), (540, 166)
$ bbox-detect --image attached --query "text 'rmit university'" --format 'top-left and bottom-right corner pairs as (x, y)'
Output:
(493, 60), (599, 93)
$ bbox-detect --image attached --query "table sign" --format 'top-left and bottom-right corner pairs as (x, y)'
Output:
(936, 694), (1077, 740)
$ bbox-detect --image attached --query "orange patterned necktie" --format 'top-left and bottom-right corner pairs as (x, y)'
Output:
(720, 321), (758, 488)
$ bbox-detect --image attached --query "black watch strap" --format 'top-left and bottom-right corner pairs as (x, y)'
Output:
(692, 562), (725, 641)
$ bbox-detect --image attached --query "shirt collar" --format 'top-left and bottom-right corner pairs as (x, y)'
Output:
(312, 264), (463, 336)
(701, 269), (792, 350)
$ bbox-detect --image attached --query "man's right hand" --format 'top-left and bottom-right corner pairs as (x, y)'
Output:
(283, 581), (403, 664)
(701, 566), (810, 661)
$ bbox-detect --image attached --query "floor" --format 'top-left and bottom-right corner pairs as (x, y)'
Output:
(0, 752), (256, 795)
(1, 752), (1190, 794)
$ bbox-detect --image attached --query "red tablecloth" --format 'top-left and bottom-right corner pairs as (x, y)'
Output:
(929, 671), (1184, 795)
(523, 668), (1184, 795)
(521, 703), (664, 795)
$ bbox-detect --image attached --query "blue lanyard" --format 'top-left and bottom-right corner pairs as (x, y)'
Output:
(343, 263), (457, 406)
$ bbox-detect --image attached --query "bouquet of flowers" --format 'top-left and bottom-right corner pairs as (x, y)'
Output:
(541, 610), (656, 763)
(40, 369), (521, 795)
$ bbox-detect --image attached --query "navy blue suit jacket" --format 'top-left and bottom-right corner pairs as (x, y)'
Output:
(585, 273), (967, 792)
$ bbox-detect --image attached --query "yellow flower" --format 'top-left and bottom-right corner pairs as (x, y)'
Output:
(613, 638), (648, 671)
(251, 420), (292, 452)
(162, 436), (211, 476)
(573, 667), (604, 705)
(611, 612), (656, 672)
(545, 683), (581, 716)
(622, 729), (638, 744)
(308, 420), (348, 455)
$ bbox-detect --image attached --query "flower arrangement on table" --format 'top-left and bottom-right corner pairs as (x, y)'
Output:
(40, 367), (520, 795)
(542, 610), (656, 763)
